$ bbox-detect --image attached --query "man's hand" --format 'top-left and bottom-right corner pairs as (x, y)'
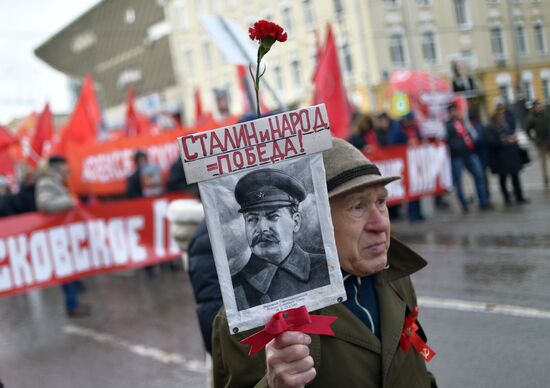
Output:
(266, 331), (316, 388)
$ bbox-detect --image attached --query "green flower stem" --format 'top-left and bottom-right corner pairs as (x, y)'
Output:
(255, 54), (261, 118)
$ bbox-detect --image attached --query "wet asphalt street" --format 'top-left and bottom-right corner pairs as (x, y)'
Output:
(0, 155), (549, 388)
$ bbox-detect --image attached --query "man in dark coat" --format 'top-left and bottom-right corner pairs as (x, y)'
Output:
(445, 104), (491, 213)
(187, 220), (222, 353)
(231, 169), (330, 310)
(212, 139), (437, 387)
(486, 107), (529, 205)
(126, 150), (147, 198)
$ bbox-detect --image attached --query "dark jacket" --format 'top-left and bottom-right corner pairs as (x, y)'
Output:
(126, 169), (143, 198)
(11, 183), (37, 214)
(485, 121), (523, 175)
(187, 221), (223, 353)
(0, 195), (14, 217)
(445, 118), (475, 158)
(232, 245), (330, 311)
(212, 238), (437, 388)
(166, 159), (198, 195)
(525, 109), (550, 147)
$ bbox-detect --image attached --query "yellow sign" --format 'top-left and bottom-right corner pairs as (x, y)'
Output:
(391, 92), (410, 117)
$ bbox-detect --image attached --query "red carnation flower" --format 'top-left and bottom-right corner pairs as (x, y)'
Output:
(248, 20), (288, 42)
(248, 19), (288, 118)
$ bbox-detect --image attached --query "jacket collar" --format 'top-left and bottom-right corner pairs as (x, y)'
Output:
(375, 236), (427, 285)
(240, 244), (311, 294)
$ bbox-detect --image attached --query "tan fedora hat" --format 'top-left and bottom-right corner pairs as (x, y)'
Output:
(323, 138), (400, 198)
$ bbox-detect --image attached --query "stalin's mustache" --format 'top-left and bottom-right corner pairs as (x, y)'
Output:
(251, 231), (280, 246)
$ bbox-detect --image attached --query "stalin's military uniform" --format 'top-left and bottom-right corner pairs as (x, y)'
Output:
(231, 168), (330, 311)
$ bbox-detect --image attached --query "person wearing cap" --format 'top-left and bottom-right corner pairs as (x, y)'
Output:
(36, 156), (90, 318)
(211, 139), (437, 388)
(231, 169), (330, 311)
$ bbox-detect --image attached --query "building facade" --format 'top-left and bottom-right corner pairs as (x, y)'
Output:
(166, 0), (550, 123)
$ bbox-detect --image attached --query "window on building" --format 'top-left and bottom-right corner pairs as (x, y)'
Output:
(522, 80), (533, 101)
(535, 24), (547, 54)
(499, 84), (511, 103)
(203, 42), (211, 67)
(303, 0), (315, 28)
(291, 59), (301, 86)
(421, 31), (437, 64)
(454, 0), (470, 27)
(384, 0), (401, 8)
(389, 33), (405, 66)
(542, 78), (550, 101)
(486, 0), (500, 4)
(273, 65), (284, 89)
(515, 24), (528, 57)
(334, 0), (344, 18)
(177, 5), (189, 31)
(417, 0), (432, 5)
(125, 8), (136, 24)
(282, 6), (293, 33)
(341, 42), (353, 73)
(185, 48), (195, 74)
(490, 26), (505, 58)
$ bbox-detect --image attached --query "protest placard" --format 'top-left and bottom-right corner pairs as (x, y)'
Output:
(179, 105), (346, 333)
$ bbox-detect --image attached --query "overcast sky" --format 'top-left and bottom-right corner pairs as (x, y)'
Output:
(0, 0), (100, 124)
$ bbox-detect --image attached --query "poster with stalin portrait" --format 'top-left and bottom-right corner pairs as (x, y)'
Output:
(178, 105), (345, 333)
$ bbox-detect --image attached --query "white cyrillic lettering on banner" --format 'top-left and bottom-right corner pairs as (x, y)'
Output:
(153, 199), (168, 257)
(127, 216), (147, 262)
(69, 222), (91, 272)
(107, 218), (129, 265)
(168, 222), (180, 256)
(87, 220), (112, 268)
(0, 239), (13, 292)
(29, 231), (53, 282)
(7, 235), (33, 287)
(48, 227), (74, 278)
(377, 159), (405, 200)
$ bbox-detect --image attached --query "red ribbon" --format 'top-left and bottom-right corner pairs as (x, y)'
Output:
(240, 306), (337, 355)
(400, 307), (436, 362)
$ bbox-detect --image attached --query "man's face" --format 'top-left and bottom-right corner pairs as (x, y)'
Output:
(244, 206), (301, 264)
(330, 184), (391, 277)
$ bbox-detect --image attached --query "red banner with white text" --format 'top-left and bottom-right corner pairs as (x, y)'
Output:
(0, 195), (193, 298)
(366, 141), (452, 204)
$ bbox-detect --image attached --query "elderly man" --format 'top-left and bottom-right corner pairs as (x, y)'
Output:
(211, 139), (437, 387)
(231, 168), (329, 311)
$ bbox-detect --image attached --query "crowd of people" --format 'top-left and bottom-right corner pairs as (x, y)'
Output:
(0, 101), (548, 386)
(346, 100), (550, 219)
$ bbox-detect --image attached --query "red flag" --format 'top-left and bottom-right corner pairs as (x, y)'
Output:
(194, 88), (204, 120)
(0, 125), (17, 151)
(29, 103), (53, 164)
(312, 25), (351, 139)
(122, 88), (152, 137)
(0, 149), (16, 177)
(55, 75), (101, 154)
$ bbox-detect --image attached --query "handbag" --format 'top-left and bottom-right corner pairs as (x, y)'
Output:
(519, 147), (531, 165)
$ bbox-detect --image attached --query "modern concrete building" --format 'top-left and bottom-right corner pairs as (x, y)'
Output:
(35, 0), (180, 127)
